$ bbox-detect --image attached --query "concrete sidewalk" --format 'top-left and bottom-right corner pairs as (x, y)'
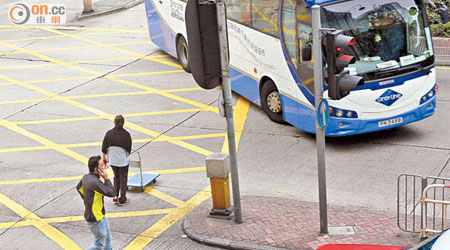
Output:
(183, 196), (419, 250)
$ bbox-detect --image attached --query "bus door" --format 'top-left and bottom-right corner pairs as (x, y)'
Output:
(147, 0), (176, 55)
(281, 0), (315, 94)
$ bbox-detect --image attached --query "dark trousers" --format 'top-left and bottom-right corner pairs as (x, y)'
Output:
(111, 165), (129, 203)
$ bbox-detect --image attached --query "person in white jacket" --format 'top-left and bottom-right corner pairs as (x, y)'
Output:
(102, 115), (132, 206)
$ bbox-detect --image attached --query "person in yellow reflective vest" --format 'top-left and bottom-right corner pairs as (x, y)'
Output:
(77, 155), (115, 250)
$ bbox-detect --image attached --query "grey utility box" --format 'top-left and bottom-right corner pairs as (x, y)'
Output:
(205, 153), (230, 179)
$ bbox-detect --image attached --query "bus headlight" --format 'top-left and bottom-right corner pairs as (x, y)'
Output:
(420, 84), (438, 104)
(330, 106), (357, 118)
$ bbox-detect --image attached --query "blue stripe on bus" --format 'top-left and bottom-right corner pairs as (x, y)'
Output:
(280, 93), (436, 136)
(145, 0), (177, 57)
(280, 94), (316, 133)
(229, 67), (261, 105)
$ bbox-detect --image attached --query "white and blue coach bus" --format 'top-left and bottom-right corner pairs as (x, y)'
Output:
(144, 0), (438, 136)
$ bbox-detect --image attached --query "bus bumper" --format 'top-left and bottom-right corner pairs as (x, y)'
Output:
(325, 95), (437, 137)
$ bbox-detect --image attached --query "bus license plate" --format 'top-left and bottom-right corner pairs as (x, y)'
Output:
(378, 117), (403, 127)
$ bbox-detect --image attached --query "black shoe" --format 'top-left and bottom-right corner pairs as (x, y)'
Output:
(118, 198), (129, 207)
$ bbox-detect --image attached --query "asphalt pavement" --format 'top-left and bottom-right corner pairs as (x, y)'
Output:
(0, 2), (220, 250)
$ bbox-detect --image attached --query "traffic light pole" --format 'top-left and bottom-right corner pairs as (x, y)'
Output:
(312, 5), (328, 234)
(216, 0), (243, 224)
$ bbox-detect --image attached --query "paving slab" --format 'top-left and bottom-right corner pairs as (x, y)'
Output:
(184, 196), (420, 250)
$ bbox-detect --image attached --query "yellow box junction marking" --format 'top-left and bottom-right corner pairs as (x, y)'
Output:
(0, 192), (81, 250)
(144, 187), (186, 207)
(9, 109), (203, 125)
(0, 167), (206, 186)
(123, 187), (212, 250)
(0, 40), (218, 114)
(0, 42), (219, 156)
(0, 75), (96, 87)
(0, 208), (175, 230)
(0, 117), (88, 164)
(40, 27), (183, 69)
(0, 24), (251, 250)
(0, 57), (131, 70)
(0, 84), (198, 106)
(0, 41), (152, 56)
(0, 25), (148, 34)
(0, 58), (212, 157)
(126, 97), (250, 249)
(0, 31), (123, 43)
(0, 55), (173, 71)
(0, 96), (248, 249)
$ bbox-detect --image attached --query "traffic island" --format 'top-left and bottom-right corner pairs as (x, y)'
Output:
(183, 196), (419, 250)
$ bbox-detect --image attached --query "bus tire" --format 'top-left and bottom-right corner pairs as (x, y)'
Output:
(261, 80), (284, 123)
(176, 35), (191, 73)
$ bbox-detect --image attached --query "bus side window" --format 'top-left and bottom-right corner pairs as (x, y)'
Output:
(297, 4), (312, 63)
(249, 0), (279, 37)
(282, 0), (298, 67)
(225, 0), (251, 24)
(282, 0), (315, 92)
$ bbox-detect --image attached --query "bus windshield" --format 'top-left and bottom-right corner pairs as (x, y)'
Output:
(320, 0), (434, 81)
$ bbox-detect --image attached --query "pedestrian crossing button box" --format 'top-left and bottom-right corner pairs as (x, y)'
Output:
(206, 153), (230, 179)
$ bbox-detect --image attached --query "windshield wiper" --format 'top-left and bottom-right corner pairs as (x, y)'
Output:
(360, 63), (431, 79)
(399, 64), (432, 75)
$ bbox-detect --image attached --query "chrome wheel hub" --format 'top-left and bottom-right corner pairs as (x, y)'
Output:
(267, 92), (281, 113)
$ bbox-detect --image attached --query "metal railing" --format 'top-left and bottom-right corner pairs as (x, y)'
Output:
(419, 184), (450, 235)
(397, 174), (450, 235)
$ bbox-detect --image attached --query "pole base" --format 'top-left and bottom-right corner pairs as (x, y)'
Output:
(81, 10), (95, 15)
(208, 206), (233, 220)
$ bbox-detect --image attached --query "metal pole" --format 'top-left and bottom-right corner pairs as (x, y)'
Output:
(216, 0), (243, 224)
(82, 0), (93, 14)
(312, 5), (328, 234)
(421, 177), (427, 233)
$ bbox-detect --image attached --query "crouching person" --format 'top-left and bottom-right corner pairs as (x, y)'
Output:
(77, 155), (115, 250)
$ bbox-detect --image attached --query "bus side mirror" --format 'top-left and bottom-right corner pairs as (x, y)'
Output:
(439, 5), (449, 24)
(302, 43), (312, 61)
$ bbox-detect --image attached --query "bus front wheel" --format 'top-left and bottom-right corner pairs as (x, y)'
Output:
(261, 80), (284, 123)
(176, 36), (191, 73)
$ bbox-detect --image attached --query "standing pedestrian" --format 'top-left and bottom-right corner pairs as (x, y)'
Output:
(102, 115), (132, 206)
(77, 155), (115, 250)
